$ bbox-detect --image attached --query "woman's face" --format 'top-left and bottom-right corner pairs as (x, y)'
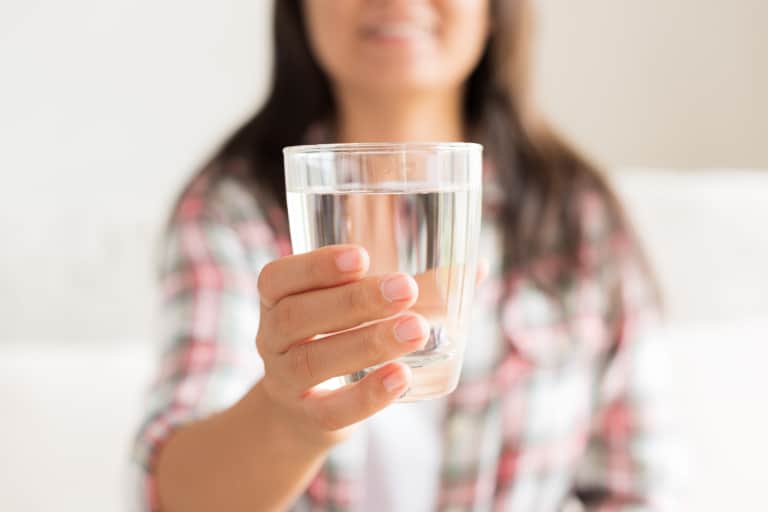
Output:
(303, 0), (491, 95)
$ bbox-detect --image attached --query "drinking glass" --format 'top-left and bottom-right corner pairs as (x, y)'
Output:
(283, 142), (482, 401)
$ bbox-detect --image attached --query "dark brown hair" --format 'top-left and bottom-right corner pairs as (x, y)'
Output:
(212, 0), (645, 288)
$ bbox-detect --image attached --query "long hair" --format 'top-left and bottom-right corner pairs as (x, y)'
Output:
(211, 0), (648, 289)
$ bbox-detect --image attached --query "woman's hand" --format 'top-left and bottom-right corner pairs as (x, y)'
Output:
(154, 245), (485, 512)
(254, 244), (429, 448)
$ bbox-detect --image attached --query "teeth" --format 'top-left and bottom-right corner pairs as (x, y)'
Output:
(370, 23), (431, 38)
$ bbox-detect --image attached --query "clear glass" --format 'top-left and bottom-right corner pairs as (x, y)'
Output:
(283, 142), (483, 401)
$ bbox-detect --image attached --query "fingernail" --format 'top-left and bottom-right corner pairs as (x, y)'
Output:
(380, 274), (417, 302)
(394, 315), (428, 343)
(335, 248), (366, 272)
(382, 370), (407, 393)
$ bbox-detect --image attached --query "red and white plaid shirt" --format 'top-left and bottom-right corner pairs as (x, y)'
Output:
(131, 158), (675, 511)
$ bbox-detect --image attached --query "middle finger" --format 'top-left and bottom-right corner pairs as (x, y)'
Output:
(263, 272), (419, 353)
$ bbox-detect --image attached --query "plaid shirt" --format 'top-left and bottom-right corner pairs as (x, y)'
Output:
(132, 159), (674, 511)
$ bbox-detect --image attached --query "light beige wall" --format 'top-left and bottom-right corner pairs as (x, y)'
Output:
(533, 0), (768, 169)
(2, 0), (765, 343)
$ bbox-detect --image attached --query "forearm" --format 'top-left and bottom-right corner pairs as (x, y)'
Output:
(154, 381), (330, 512)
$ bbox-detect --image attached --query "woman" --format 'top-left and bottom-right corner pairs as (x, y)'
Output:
(133, 1), (671, 510)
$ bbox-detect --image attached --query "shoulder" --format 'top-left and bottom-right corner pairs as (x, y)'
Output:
(574, 177), (661, 326)
(574, 176), (646, 275)
(171, 161), (266, 225)
(163, 160), (289, 267)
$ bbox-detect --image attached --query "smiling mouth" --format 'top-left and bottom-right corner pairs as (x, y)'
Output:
(361, 21), (436, 43)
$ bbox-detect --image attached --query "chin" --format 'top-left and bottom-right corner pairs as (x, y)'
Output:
(358, 64), (446, 93)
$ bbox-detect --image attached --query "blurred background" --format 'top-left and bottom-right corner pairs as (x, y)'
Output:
(1, 0), (766, 510)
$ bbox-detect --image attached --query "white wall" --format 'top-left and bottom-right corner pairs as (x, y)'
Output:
(0, 0), (271, 343)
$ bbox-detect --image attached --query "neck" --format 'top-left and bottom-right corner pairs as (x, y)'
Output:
(334, 87), (465, 143)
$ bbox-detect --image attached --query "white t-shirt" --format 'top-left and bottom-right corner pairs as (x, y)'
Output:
(359, 397), (447, 512)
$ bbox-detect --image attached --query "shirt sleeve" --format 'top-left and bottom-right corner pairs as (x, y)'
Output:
(571, 227), (679, 511)
(128, 187), (279, 511)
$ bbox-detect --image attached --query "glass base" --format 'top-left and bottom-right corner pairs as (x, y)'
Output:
(395, 357), (461, 402)
(345, 350), (461, 402)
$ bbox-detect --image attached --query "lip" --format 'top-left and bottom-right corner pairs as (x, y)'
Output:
(360, 20), (436, 45)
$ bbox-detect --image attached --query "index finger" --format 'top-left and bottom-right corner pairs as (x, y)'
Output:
(257, 245), (370, 308)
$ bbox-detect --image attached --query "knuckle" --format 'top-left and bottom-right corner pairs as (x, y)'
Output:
(307, 254), (326, 281)
(362, 324), (387, 363)
(345, 281), (372, 315)
(257, 262), (276, 298)
(344, 284), (362, 312)
(254, 331), (268, 356)
(272, 300), (295, 339)
(288, 344), (313, 383)
(357, 379), (382, 414)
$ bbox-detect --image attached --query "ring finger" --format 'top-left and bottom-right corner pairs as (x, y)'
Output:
(276, 313), (430, 392)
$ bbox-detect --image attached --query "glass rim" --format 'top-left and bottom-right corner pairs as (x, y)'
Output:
(283, 141), (483, 156)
